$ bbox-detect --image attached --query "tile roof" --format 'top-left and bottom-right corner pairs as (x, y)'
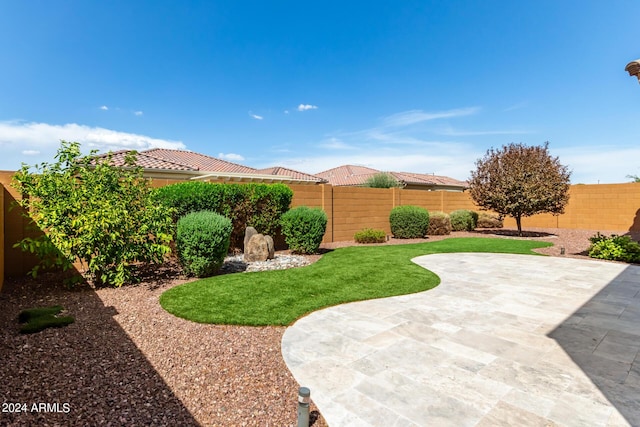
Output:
(316, 165), (467, 188)
(315, 165), (381, 186)
(256, 166), (327, 183)
(389, 171), (468, 187)
(142, 148), (257, 174)
(93, 149), (326, 184)
(93, 150), (198, 171)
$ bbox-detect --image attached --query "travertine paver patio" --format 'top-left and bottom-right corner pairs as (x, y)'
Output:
(282, 253), (640, 426)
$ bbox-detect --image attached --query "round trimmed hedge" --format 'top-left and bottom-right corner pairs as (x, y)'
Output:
(389, 205), (430, 238)
(450, 209), (477, 231)
(177, 211), (232, 277)
(280, 206), (327, 254)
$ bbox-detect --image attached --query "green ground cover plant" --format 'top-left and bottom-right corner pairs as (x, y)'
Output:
(160, 238), (551, 326)
(588, 233), (640, 263)
(354, 228), (387, 243)
(18, 306), (74, 334)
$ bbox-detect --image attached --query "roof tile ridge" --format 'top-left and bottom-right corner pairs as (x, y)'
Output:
(140, 151), (198, 170)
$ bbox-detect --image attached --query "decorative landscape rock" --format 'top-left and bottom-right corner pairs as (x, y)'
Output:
(244, 233), (270, 262)
(244, 226), (258, 252)
(220, 254), (310, 274)
(264, 235), (275, 260)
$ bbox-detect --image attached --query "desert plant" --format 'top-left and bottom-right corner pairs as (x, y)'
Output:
(389, 205), (430, 238)
(154, 182), (292, 250)
(363, 173), (400, 188)
(280, 206), (327, 254)
(450, 209), (476, 231)
(354, 228), (387, 243)
(476, 212), (504, 228)
(177, 211), (232, 277)
(588, 233), (640, 263)
(12, 141), (174, 287)
(427, 211), (452, 235)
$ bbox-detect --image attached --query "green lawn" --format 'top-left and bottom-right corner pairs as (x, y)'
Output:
(159, 237), (551, 326)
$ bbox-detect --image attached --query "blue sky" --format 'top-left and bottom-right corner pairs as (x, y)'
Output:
(1, 1), (639, 183)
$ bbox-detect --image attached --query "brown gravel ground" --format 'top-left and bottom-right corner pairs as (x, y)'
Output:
(1, 227), (638, 426)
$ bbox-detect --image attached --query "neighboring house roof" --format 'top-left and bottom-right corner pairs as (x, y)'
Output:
(142, 148), (256, 174)
(94, 149), (325, 184)
(315, 165), (381, 186)
(316, 164), (467, 189)
(256, 166), (327, 183)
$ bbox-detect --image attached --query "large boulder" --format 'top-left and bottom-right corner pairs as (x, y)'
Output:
(244, 234), (270, 262)
(243, 227), (258, 253)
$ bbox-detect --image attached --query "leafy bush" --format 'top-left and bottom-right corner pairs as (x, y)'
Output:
(588, 233), (640, 263)
(450, 209), (477, 231)
(280, 207), (327, 254)
(476, 212), (504, 228)
(153, 182), (292, 250)
(177, 211), (232, 277)
(389, 205), (430, 238)
(12, 141), (174, 287)
(354, 228), (387, 244)
(427, 211), (452, 235)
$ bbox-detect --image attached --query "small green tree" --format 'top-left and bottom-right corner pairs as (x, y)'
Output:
(12, 141), (175, 286)
(468, 142), (571, 236)
(363, 173), (400, 188)
(627, 174), (640, 183)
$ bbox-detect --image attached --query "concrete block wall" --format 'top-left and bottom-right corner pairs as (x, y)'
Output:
(1, 171), (42, 282)
(3, 171), (640, 283)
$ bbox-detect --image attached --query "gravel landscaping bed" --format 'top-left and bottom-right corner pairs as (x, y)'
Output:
(1, 227), (637, 426)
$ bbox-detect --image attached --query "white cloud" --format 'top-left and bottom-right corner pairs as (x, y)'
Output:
(0, 121), (185, 171)
(437, 126), (531, 137)
(218, 152), (245, 162)
(100, 105), (109, 111)
(134, 111), (143, 116)
(554, 145), (640, 184)
(297, 104), (318, 111)
(249, 112), (263, 120)
(275, 150), (478, 181)
(284, 110), (290, 114)
(503, 101), (529, 112)
(383, 107), (480, 127)
(319, 137), (357, 150)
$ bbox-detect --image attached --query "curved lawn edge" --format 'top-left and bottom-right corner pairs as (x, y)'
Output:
(159, 237), (552, 326)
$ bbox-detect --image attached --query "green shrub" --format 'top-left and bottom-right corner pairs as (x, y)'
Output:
(354, 228), (387, 243)
(389, 205), (430, 238)
(280, 207), (327, 254)
(450, 209), (477, 231)
(588, 233), (640, 263)
(153, 182), (293, 250)
(427, 211), (452, 235)
(177, 211), (232, 277)
(476, 212), (504, 228)
(12, 141), (174, 287)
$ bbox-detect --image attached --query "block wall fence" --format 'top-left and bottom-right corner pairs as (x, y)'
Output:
(2, 170), (640, 288)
